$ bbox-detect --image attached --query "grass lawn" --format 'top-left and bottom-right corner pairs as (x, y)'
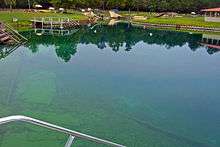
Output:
(143, 17), (220, 28)
(1, 10), (220, 31)
(120, 11), (220, 28)
(0, 10), (87, 28)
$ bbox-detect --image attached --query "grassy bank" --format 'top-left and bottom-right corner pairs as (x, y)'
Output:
(1, 10), (220, 31)
(140, 17), (220, 28)
(0, 10), (87, 29)
(121, 11), (220, 28)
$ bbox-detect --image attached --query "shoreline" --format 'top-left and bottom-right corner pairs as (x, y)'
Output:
(131, 21), (220, 33)
(1, 10), (220, 34)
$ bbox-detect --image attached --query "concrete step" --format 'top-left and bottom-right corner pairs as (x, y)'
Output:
(0, 33), (7, 38)
(0, 36), (10, 42)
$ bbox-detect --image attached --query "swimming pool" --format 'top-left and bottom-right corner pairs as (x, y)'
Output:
(0, 23), (219, 147)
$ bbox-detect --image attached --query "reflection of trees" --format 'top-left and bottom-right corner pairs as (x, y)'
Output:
(55, 37), (78, 62)
(23, 31), (80, 62)
(207, 48), (220, 55)
(80, 23), (203, 52)
(21, 23), (219, 62)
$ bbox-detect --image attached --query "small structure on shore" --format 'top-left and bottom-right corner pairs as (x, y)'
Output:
(109, 10), (122, 19)
(200, 34), (220, 50)
(200, 34), (220, 55)
(34, 4), (43, 9)
(133, 16), (147, 21)
(31, 17), (80, 29)
(155, 12), (178, 18)
(201, 7), (220, 22)
(31, 17), (97, 31)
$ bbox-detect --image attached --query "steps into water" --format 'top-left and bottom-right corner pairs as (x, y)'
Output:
(0, 22), (27, 45)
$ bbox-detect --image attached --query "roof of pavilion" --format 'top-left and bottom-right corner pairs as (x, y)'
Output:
(200, 43), (220, 50)
(201, 7), (220, 12)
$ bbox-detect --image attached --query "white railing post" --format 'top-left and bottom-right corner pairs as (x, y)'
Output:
(65, 135), (75, 147)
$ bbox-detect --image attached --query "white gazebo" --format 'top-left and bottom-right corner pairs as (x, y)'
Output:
(201, 8), (220, 22)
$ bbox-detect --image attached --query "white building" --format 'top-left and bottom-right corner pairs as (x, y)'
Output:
(201, 8), (220, 22)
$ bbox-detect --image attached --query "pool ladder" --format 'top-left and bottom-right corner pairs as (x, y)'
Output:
(0, 115), (125, 147)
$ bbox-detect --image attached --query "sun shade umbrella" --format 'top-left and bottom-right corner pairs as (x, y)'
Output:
(35, 4), (42, 8)
(59, 8), (64, 11)
(49, 7), (55, 10)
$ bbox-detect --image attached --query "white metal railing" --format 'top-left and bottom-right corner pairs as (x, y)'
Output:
(33, 17), (70, 23)
(0, 115), (125, 147)
(1, 23), (28, 44)
(34, 28), (79, 36)
(32, 17), (80, 30)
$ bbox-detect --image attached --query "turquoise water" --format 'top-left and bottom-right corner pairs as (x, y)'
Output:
(0, 23), (220, 147)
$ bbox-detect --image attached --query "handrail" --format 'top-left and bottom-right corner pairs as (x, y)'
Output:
(34, 17), (70, 20)
(33, 17), (70, 22)
(4, 23), (28, 41)
(0, 115), (125, 147)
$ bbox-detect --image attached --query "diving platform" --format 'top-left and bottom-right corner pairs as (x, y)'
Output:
(31, 17), (80, 29)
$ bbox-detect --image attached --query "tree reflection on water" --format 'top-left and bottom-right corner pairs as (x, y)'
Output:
(1, 23), (220, 61)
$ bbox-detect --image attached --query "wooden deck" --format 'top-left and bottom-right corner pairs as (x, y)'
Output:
(31, 17), (80, 29)
(31, 17), (97, 29)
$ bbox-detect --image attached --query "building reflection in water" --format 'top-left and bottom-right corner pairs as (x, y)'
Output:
(200, 34), (220, 54)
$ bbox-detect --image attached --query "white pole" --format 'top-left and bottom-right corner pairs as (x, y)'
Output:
(50, 18), (53, 29)
(28, 0), (31, 10)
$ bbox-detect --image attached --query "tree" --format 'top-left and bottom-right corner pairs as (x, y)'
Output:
(0, 0), (209, 12)
(4, 0), (16, 11)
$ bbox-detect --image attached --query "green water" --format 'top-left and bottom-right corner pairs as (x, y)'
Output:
(0, 23), (220, 147)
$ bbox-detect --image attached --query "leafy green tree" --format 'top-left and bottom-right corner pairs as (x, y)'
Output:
(4, 0), (16, 11)
(0, 0), (212, 13)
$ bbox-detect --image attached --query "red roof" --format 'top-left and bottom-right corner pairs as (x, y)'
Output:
(200, 43), (220, 50)
(201, 8), (220, 12)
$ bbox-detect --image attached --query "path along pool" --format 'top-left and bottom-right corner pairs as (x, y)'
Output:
(0, 23), (220, 147)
